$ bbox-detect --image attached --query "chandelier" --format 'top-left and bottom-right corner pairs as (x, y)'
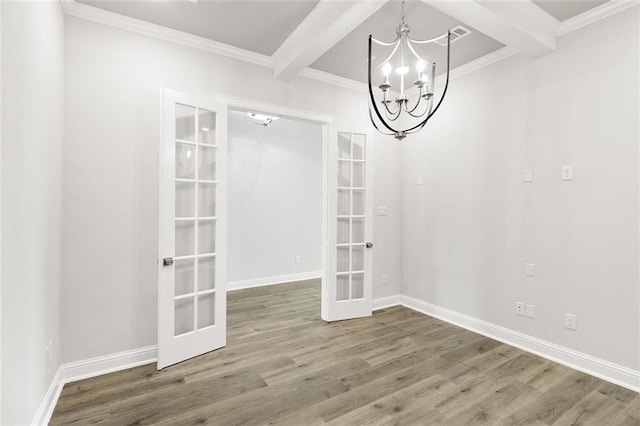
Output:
(368, 0), (451, 140)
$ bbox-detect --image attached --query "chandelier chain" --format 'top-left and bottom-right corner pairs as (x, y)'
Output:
(400, 0), (406, 26)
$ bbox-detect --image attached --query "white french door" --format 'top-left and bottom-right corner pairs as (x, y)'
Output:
(158, 89), (227, 369)
(323, 131), (373, 322)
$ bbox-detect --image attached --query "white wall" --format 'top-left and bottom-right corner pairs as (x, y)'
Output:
(227, 111), (322, 284)
(62, 16), (402, 363)
(1, 1), (65, 424)
(401, 7), (639, 370)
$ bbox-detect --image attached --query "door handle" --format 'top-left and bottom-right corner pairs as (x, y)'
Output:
(366, 242), (373, 248)
(163, 257), (174, 266)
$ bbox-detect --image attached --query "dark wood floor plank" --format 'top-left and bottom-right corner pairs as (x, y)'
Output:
(50, 279), (639, 426)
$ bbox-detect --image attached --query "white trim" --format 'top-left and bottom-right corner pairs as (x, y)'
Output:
(34, 293), (639, 424)
(58, 0), (639, 101)
(216, 95), (333, 124)
(299, 68), (368, 93)
(59, 345), (157, 384)
(372, 294), (402, 311)
(371, 294), (640, 392)
(557, 0), (640, 36)
(272, 0), (388, 80)
(31, 346), (157, 425)
(372, 294), (639, 392)
(60, 0), (272, 68)
(448, 46), (518, 80)
(227, 271), (322, 292)
(31, 370), (62, 426)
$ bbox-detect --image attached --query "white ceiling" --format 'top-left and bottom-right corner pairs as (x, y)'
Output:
(74, 0), (617, 84)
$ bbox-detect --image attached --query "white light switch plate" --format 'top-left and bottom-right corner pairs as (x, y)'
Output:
(562, 165), (574, 181)
(377, 206), (388, 216)
(524, 170), (534, 183)
(525, 263), (535, 277)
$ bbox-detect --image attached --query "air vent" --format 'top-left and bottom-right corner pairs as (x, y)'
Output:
(435, 25), (472, 46)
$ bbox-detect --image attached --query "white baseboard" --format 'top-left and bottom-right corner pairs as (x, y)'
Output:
(32, 346), (157, 425)
(227, 271), (322, 291)
(59, 345), (157, 384)
(33, 293), (639, 425)
(31, 369), (63, 426)
(372, 294), (402, 310)
(372, 294), (640, 392)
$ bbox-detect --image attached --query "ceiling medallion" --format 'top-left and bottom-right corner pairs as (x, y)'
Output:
(368, 0), (451, 140)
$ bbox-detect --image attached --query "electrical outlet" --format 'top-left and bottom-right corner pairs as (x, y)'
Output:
(562, 165), (574, 181)
(381, 274), (388, 286)
(524, 170), (534, 183)
(515, 302), (524, 316)
(526, 304), (535, 318)
(295, 255), (301, 264)
(417, 175), (424, 185)
(565, 313), (577, 330)
(525, 263), (535, 277)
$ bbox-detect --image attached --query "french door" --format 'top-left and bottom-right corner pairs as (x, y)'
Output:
(157, 89), (227, 369)
(323, 131), (373, 321)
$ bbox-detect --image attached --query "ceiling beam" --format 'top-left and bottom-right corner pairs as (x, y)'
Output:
(422, 0), (560, 57)
(272, 0), (389, 80)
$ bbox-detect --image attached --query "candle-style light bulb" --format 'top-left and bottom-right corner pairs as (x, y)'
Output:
(382, 63), (392, 77)
(379, 62), (392, 93)
(416, 60), (426, 83)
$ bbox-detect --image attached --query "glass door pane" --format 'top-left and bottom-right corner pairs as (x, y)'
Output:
(336, 132), (367, 301)
(174, 104), (218, 336)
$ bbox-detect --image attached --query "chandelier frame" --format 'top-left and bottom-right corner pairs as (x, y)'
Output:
(367, 8), (452, 140)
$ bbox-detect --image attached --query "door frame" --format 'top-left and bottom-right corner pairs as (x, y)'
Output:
(215, 95), (336, 321)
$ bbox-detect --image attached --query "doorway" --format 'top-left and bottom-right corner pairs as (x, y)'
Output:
(226, 109), (324, 292)
(158, 91), (374, 369)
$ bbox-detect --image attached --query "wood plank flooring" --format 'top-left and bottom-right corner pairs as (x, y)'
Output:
(50, 279), (639, 425)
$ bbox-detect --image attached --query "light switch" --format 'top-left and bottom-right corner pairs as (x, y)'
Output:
(524, 170), (534, 183)
(417, 175), (424, 185)
(525, 263), (535, 277)
(377, 206), (388, 216)
(562, 165), (574, 181)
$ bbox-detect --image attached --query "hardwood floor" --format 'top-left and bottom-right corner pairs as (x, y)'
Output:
(50, 279), (639, 425)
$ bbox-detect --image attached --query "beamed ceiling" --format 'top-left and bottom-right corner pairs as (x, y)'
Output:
(71, 0), (627, 86)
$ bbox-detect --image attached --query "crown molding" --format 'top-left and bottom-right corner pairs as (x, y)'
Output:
(557, 0), (640, 36)
(449, 46), (518, 80)
(60, 0), (272, 68)
(299, 67), (368, 93)
(59, 0), (636, 97)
